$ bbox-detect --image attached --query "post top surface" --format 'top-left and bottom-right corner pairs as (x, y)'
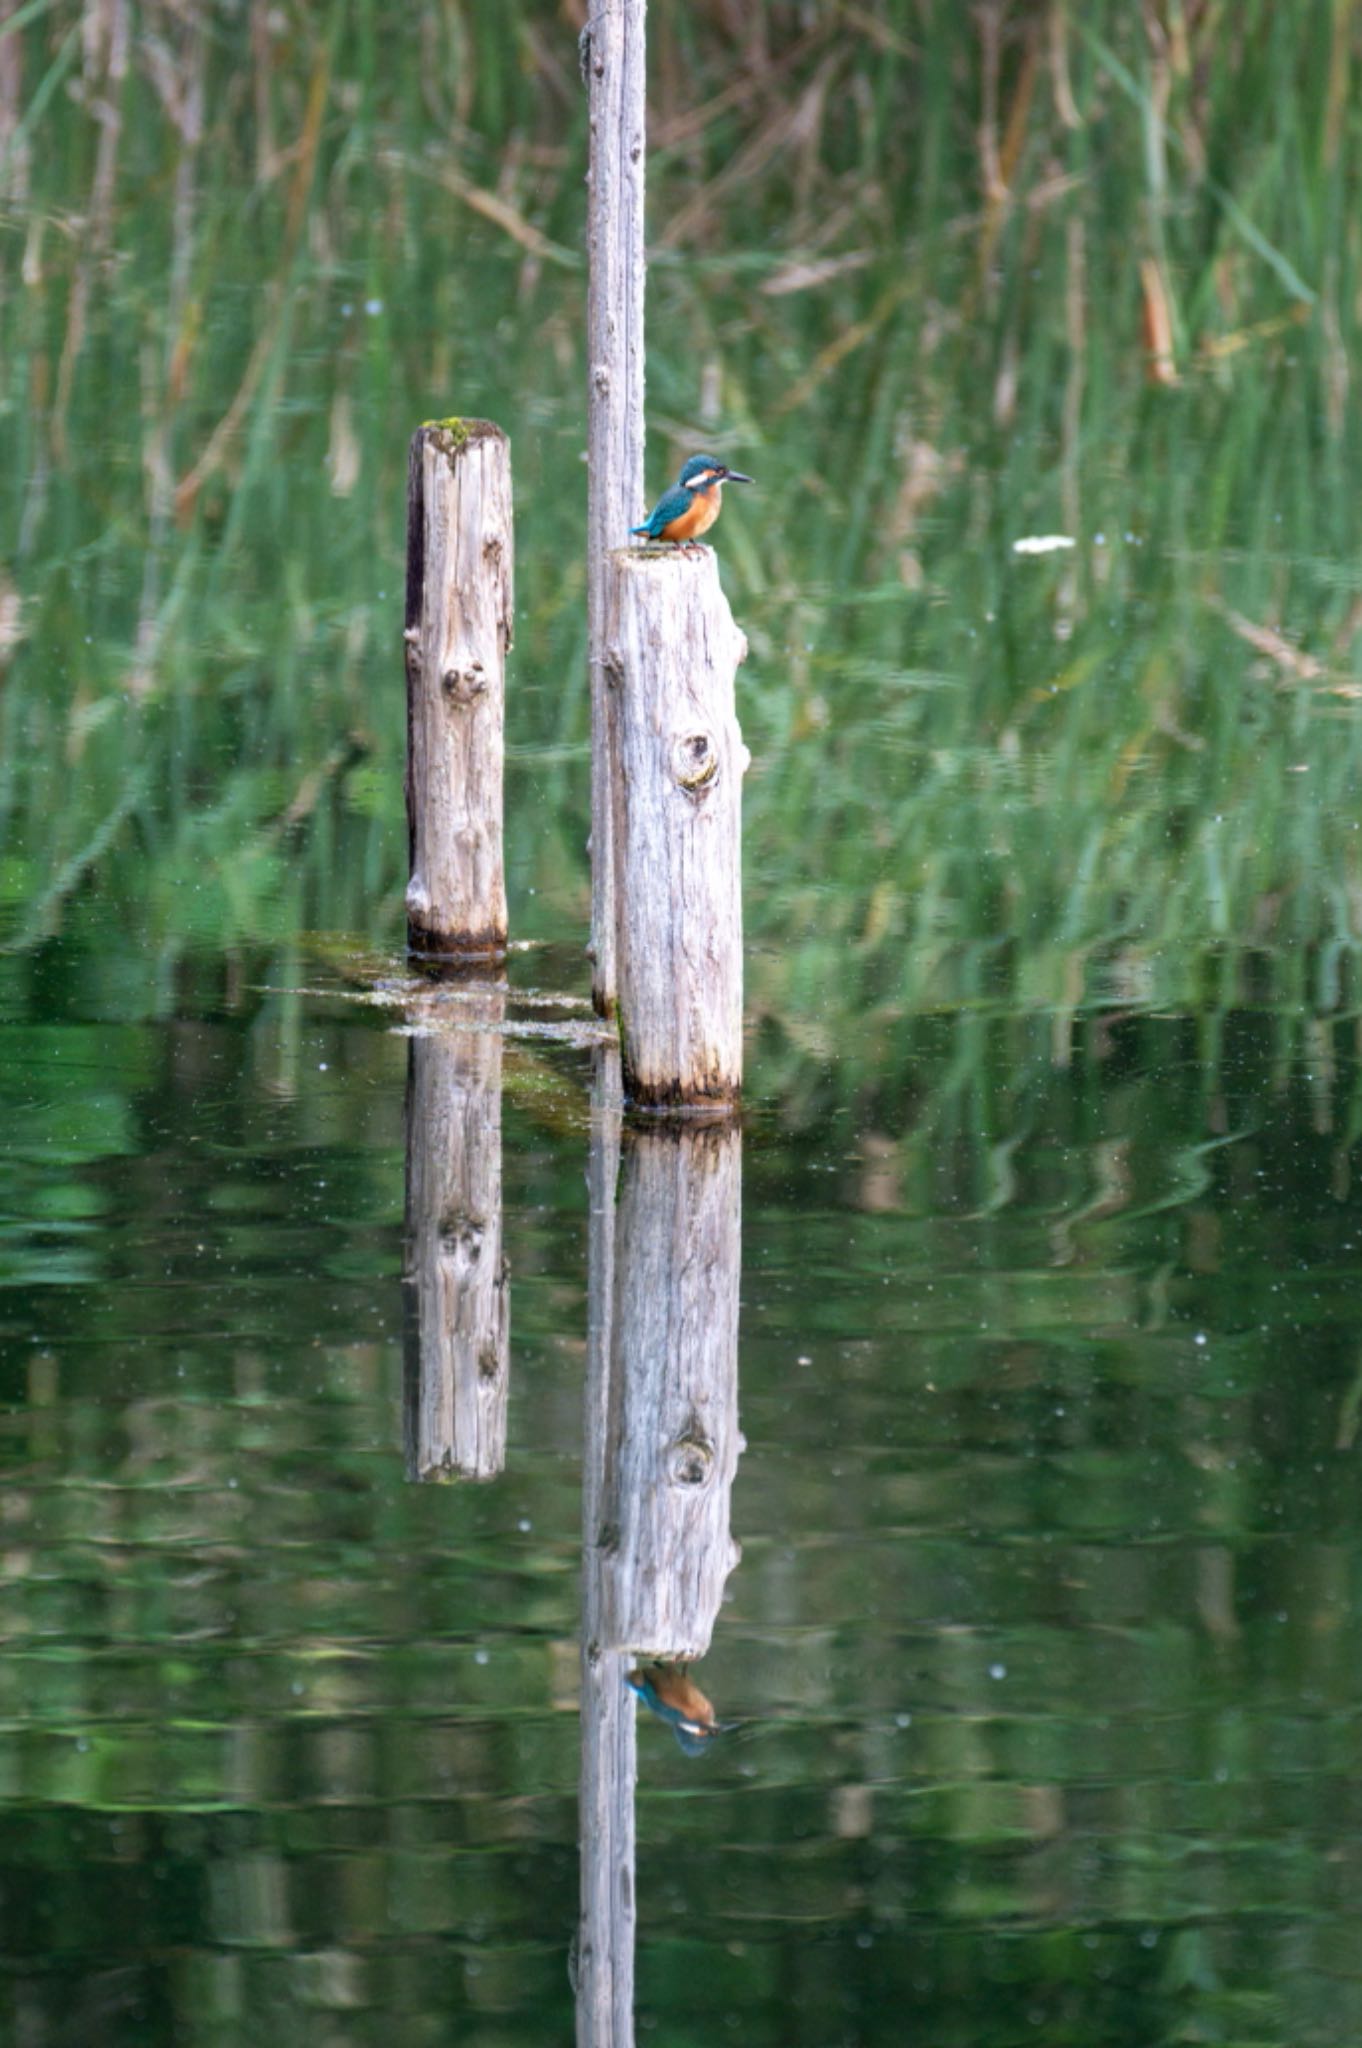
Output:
(415, 418), (509, 459)
(613, 542), (719, 569)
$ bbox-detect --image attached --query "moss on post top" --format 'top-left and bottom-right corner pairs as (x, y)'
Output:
(417, 417), (507, 459)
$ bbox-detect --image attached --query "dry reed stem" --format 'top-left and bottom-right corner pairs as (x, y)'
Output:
(659, 49), (844, 249)
(173, 45), (329, 518)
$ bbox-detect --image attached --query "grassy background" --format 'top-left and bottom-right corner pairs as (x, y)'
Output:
(4, 0), (1362, 1113)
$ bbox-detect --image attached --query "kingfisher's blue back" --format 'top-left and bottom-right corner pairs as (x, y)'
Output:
(631, 485), (693, 539)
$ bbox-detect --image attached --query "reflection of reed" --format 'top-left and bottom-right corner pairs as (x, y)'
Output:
(577, 1053), (744, 2048)
(401, 989), (510, 1482)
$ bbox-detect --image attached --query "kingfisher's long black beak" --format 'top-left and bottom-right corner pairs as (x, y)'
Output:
(720, 467), (753, 484)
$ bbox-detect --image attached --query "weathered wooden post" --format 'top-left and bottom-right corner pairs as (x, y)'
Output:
(404, 420), (512, 957)
(578, 1043), (636, 2048)
(598, 1119), (744, 1656)
(583, 0), (647, 1019)
(401, 987), (510, 1482)
(605, 552), (748, 1109)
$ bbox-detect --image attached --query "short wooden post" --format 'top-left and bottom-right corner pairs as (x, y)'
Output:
(401, 989), (510, 1481)
(578, 1043), (636, 2048)
(605, 550), (748, 1109)
(404, 420), (512, 958)
(583, 0), (647, 1019)
(598, 1121), (744, 1660)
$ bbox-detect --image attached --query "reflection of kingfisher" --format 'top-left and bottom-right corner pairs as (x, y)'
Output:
(627, 1663), (723, 1755)
(630, 454), (753, 552)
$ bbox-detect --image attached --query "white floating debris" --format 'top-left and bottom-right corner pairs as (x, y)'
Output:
(1012, 534), (1076, 556)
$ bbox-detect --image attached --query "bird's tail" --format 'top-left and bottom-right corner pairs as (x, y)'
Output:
(629, 522), (650, 536)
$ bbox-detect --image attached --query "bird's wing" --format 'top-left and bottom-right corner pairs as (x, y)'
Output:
(638, 485), (692, 536)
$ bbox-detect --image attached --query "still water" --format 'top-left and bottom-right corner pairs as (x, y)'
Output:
(4, 932), (1362, 2046)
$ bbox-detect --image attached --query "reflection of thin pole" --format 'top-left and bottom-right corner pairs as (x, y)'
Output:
(577, 1043), (635, 2048)
(401, 992), (510, 1482)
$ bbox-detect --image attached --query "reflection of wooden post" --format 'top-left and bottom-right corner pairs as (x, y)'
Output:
(605, 550), (748, 1109)
(404, 420), (512, 958)
(601, 1122), (743, 1660)
(402, 988), (510, 1481)
(578, 1044), (635, 2048)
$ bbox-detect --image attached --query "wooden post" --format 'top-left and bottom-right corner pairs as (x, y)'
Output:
(401, 987), (510, 1481)
(599, 1121), (744, 1661)
(583, 0), (647, 1019)
(605, 550), (749, 1109)
(578, 1043), (636, 2048)
(404, 420), (512, 958)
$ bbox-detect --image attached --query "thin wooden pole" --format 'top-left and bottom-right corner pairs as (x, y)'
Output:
(606, 548), (748, 1108)
(401, 991), (510, 1482)
(404, 420), (512, 957)
(584, 0), (647, 1019)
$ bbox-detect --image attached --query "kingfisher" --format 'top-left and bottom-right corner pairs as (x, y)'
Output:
(630, 453), (753, 552)
(627, 1662), (724, 1755)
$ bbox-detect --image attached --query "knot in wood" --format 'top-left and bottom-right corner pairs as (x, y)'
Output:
(669, 1434), (714, 1488)
(442, 660), (487, 705)
(672, 729), (719, 794)
(439, 1212), (484, 1258)
(478, 1344), (501, 1382)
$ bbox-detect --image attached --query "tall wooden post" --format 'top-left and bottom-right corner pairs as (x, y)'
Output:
(401, 990), (511, 1482)
(404, 420), (512, 958)
(606, 551), (748, 1109)
(584, 0), (647, 1019)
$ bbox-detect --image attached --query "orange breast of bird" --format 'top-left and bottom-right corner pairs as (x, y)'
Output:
(659, 482), (722, 542)
(649, 1668), (716, 1729)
